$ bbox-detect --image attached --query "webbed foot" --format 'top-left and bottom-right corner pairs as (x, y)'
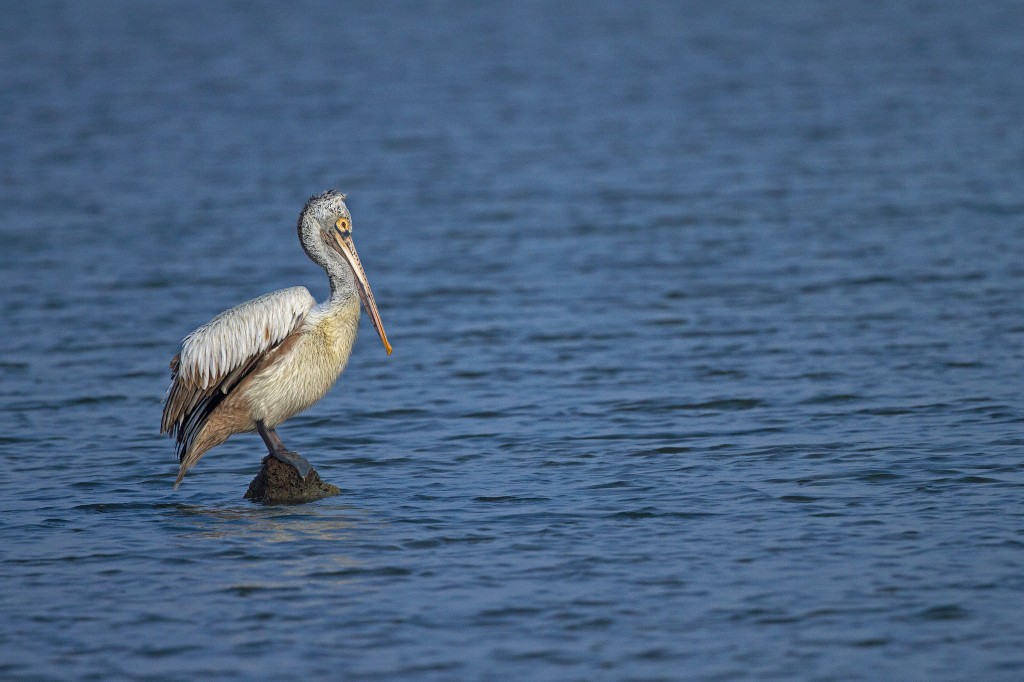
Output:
(269, 449), (314, 480)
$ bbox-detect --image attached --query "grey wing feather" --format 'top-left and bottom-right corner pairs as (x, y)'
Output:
(160, 287), (315, 460)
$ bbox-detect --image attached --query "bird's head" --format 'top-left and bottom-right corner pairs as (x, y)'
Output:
(298, 190), (392, 355)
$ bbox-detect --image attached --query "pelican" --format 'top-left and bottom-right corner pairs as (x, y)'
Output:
(160, 190), (392, 487)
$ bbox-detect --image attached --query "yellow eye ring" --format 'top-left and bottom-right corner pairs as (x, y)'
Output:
(335, 217), (350, 231)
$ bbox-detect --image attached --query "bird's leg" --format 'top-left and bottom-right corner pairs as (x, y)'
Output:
(256, 421), (313, 480)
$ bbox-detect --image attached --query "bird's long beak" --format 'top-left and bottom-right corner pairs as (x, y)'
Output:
(328, 229), (393, 355)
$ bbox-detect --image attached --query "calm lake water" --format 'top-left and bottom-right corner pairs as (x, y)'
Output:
(2, 1), (1023, 680)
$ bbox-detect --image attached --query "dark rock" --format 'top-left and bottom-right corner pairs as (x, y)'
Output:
(244, 455), (340, 504)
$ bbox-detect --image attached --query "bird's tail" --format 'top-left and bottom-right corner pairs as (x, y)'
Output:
(173, 428), (231, 488)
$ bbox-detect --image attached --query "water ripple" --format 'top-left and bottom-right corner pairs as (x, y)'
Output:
(3, 2), (1024, 680)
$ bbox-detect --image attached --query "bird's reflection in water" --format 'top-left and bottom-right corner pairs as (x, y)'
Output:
(170, 501), (371, 544)
(168, 502), (381, 586)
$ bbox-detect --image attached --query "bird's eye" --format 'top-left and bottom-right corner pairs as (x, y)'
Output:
(335, 217), (351, 235)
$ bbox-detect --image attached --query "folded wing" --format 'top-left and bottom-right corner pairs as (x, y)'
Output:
(160, 286), (316, 462)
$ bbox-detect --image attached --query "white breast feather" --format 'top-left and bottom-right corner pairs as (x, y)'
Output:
(178, 286), (316, 389)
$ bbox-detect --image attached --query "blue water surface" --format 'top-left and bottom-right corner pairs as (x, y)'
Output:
(2, 2), (1023, 680)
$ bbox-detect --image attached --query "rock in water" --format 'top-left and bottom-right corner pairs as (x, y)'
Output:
(244, 455), (340, 504)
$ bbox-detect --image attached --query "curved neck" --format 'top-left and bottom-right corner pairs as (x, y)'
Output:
(297, 211), (358, 306)
(325, 254), (358, 304)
